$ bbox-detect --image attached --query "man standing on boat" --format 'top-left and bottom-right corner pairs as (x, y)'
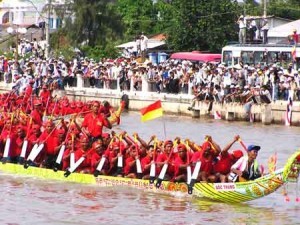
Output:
(230, 145), (261, 182)
(82, 101), (112, 143)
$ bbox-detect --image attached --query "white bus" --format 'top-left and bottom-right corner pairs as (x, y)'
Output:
(222, 44), (300, 68)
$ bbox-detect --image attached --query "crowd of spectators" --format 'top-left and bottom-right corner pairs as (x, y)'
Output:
(0, 48), (299, 106)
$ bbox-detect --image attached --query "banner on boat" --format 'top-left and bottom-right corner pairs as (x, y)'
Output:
(214, 183), (236, 191)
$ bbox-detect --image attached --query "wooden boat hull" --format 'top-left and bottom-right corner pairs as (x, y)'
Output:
(0, 151), (299, 203)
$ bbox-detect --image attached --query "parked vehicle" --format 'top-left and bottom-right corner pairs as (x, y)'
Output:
(222, 44), (300, 68)
(170, 51), (221, 64)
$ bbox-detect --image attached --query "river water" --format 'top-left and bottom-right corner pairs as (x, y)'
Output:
(0, 112), (300, 225)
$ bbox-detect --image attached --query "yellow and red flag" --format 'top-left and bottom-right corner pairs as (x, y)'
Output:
(140, 100), (163, 122)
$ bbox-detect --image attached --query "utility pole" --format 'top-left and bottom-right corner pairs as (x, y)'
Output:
(263, 0), (267, 17)
(45, 0), (51, 59)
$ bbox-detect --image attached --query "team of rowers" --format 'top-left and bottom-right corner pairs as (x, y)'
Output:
(0, 90), (262, 183)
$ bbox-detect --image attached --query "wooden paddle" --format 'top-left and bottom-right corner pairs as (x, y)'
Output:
(64, 148), (94, 177)
(133, 134), (142, 179)
(2, 112), (15, 163)
(94, 137), (114, 177)
(53, 118), (75, 172)
(19, 117), (33, 164)
(188, 161), (201, 194)
(42, 96), (51, 122)
(117, 135), (123, 176)
(238, 138), (247, 152)
(149, 138), (158, 184)
(24, 121), (61, 169)
(93, 155), (106, 177)
(155, 140), (176, 188)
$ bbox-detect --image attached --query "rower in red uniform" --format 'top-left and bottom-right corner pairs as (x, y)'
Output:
(60, 101), (73, 116)
(105, 141), (126, 177)
(38, 120), (66, 169)
(141, 145), (155, 179)
(156, 140), (176, 181)
(28, 124), (41, 146)
(39, 84), (51, 105)
(82, 101), (112, 142)
(73, 135), (94, 174)
(62, 138), (74, 170)
(99, 101), (113, 118)
(124, 145), (139, 178)
(173, 144), (193, 182)
(75, 101), (84, 113)
(191, 136), (221, 182)
(213, 135), (244, 182)
(9, 125), (26, 164)
(24, 80), (34, 100)
(30, 100), (43, 126)
(0, 117), (17, 159)
(90, 139), (108, 174)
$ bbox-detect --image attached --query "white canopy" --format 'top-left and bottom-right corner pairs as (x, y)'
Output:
(268, 19), (300, 38)
(116, 40), (165, 50)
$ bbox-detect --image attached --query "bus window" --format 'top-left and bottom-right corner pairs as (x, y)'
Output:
(280, 52), (292, 68)
(267, 52), (279, 64)
(296, 58), (300, 70)
(223, 51), (232, 66)
(253, 51), (267, 65)
(241, 51), (254, 65)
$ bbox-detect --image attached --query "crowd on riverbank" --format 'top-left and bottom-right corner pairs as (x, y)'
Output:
(0, 52), (299, 105)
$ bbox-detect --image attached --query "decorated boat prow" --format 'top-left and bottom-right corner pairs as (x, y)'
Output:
(192, 151), (300, 203)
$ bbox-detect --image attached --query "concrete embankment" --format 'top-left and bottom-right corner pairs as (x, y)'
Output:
(1, 83), (299, 126)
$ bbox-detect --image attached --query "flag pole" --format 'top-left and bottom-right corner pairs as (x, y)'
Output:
(163, 120), (167, 140)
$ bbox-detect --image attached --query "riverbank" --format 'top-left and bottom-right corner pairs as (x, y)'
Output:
(1, 82), (299, 126)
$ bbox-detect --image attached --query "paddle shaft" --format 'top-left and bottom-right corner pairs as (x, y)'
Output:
(64, 148), (94, 177)
(156, 149), (173, 188)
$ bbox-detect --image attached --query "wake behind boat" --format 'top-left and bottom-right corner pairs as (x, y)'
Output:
(0, 151), (299, 203)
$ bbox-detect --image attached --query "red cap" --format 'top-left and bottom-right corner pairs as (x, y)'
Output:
(232, 150), (243, 159)
(80, 135), (89, 143)
(102, 133), (110, 138)
(63, 101), (69, 106)
(34, 100), (42, 106)
(76, 101), (84, 107)
(17, 125), (26, 131)
(177, 143), (187, 151)
(164, 140), (173, 147)
(202, 141), (211, 151)
(57, 129), (65, 135)
(70, 102), (76, 108)
(111, 142), (120, 149)
(32, 124), (41, 130)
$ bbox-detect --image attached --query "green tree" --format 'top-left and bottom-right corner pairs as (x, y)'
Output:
(161, 0), (239, 52)
(117, 0), (157, 39)
(64, 0), (123, 47)
(267, 0), (300, 20)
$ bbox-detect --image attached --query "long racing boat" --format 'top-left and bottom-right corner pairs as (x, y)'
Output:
(0, 151), (299, 203)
